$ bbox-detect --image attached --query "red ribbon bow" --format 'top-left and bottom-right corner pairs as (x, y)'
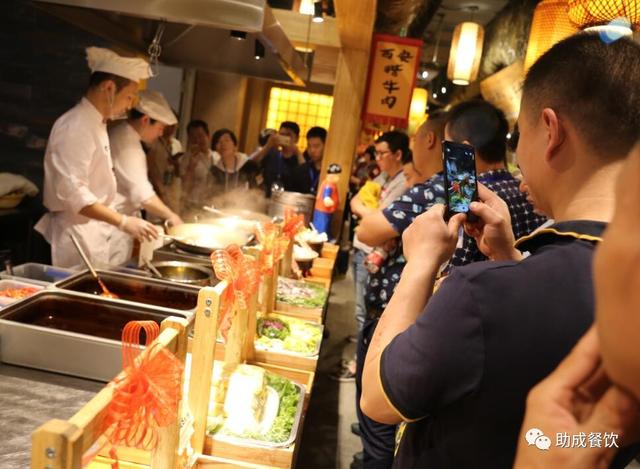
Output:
(101, 321), (183, 454)
(255, 222), (290, 275)
(282, 207), (305, 240)
(211, 245), (261, 339)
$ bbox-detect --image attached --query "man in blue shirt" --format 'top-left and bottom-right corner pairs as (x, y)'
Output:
(251, 121), (304, 197)
(361, 34), (640, 469)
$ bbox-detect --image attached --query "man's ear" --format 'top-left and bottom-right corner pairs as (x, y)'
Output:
(541, 108), (565, 164)
(426, 130), (436, 149)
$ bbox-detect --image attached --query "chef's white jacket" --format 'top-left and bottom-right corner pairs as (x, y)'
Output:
(108, 122), (158, 265)
(35, 98), (121, 269)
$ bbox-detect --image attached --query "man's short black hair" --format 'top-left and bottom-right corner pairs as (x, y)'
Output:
(306, 126), (327, 143)
(523, 33), (640, 160)
(376, 130), (410, 160)
(280, 121), (300, 138)
(88, 72), (132, 92)
(446, 100), (509, 164)
(129, 108), (156, 124)
(187, 119), (209, 135)
(211, 128), (238, 150)
(401, 148), (413, 165)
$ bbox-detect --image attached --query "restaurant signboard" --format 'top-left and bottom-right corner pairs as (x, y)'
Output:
(362, 34), (423, 129)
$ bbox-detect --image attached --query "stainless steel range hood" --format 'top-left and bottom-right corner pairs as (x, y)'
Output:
(32, 0), (307, 85)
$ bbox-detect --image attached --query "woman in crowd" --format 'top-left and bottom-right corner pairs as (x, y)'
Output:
(210, 128), (258, 193)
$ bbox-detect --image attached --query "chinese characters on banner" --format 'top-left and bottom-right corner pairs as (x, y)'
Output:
(362, 34), (423, 129)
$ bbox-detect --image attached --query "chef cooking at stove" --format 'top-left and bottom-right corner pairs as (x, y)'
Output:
(108, 89), (183, 266)
(36, 47), (159, 269)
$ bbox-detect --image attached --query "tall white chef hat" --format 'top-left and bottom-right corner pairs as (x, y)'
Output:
(135, 90), (178, 126)
(86, 47), (151, 83)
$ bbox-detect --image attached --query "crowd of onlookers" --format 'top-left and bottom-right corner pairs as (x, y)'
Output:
(344, 33), (640, 469)
(145, 118), (329, 217)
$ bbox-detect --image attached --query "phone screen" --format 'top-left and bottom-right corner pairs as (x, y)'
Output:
(442, 141), (478, 219)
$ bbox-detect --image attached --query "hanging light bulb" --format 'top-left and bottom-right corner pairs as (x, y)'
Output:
(254, 39), (265, 60)
(313, 1), (324, 23)
(409, 88), (428, 134)
(524, 0), (579, 72)
(299, 0), (315, 15)
(447, 21), (485, 85)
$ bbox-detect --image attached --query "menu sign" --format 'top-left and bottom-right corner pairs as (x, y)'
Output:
(362, 34), (423, 128)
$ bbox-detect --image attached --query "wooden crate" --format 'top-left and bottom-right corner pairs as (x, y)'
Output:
(212, 340), (319, 373)
(31, 316), (190, 469)
(320, 243), (339, 260)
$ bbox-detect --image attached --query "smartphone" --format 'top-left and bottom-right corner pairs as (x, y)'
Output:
(442, 141), (478, 221)
(277, 134), (291, 146)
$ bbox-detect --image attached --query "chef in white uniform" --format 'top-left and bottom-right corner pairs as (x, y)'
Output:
(108, 90), (183, 265)
(36, 47), (159, 269)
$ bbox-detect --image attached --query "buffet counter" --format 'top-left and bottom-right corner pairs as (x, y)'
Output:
(0, 363), (102, 468)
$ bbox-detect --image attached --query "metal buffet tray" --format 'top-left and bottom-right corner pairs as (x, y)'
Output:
(213, 380), (306, 449)
(55, 269), (200, 314)
(0, 290), (188, 381)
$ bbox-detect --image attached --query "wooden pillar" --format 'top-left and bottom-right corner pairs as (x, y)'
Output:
(320, 0), (377, 238)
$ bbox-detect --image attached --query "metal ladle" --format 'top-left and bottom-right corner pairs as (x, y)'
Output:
(69, 234), (118, 299)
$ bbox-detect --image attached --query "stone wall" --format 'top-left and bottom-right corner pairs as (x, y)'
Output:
(480, 0), (539, 79)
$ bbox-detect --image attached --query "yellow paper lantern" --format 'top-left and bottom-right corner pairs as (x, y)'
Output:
(447, 22), (485, 86)
(524, 0), (579, 72)
(408, 87), (427, 135)
(567, 0), (639, 28)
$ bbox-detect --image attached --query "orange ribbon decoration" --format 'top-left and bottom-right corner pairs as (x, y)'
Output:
(100, 321), (183, 463)
(211, 244), (261, 340)
(255, 222), (290, 275)
(282, 207), (305, 240)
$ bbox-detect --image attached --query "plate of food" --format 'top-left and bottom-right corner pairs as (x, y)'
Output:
(277, 277), (327, 310)
(255, 316), (323, 356)
(207, 364), (304, 447)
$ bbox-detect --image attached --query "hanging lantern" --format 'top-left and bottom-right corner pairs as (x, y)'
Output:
(447, 22), (485, 86)
(408, 87), (427, 135)
(524, 0), (579, 72)
(567, 0), (639, 29)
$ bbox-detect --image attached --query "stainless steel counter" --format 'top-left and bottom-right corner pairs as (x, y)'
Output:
(0, 364), (102, 468)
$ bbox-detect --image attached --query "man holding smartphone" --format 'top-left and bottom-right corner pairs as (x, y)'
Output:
(361, 34), (640, 468)
(354, 103), (544, 468)
(251, 121), (304, 197)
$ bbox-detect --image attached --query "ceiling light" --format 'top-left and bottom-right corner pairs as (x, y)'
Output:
(421, 70), (429, 79)
(313, 1), (324, 23)
(230, 30), (247, 40)
(299, 0), (315, 15)
(441, 87), (447, 94)
(254, 39), (265, 60)
(447, 21), (485, 86)
(433, 93), (437, 98)
(524, 0), (578, 72)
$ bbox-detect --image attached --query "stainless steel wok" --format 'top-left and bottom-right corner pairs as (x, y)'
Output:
(165, 222), (254, 255)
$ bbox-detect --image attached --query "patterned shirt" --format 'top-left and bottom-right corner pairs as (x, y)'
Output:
(365, 169), (547, 313)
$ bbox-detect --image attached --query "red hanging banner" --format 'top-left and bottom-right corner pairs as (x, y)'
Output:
(362, 34), (423, 129)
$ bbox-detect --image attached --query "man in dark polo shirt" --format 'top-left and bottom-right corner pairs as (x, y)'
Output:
(354, 105), (545, 468)
(361, 34), (640, 468)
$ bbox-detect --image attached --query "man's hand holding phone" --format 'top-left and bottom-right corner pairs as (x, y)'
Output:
(403, 204), (465, 267)
(464, 183), (522, 261)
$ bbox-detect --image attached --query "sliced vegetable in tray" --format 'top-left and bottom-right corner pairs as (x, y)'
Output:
(277, 277), (327, 309)
(207, 364), (301, 445)
(256, 316), (322, 355)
